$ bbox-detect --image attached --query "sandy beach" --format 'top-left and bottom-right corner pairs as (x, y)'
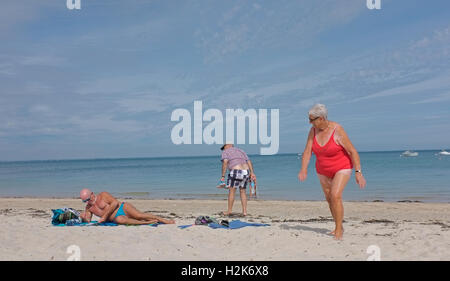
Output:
(0, 197), (449, 261)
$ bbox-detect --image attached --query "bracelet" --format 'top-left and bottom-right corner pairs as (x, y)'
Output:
(355, 170), (362, 174)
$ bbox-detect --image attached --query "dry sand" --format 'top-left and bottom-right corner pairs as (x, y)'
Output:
(0, 198), (449, 261)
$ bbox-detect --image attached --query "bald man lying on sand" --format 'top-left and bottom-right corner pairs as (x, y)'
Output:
(79, 188), (175, 225)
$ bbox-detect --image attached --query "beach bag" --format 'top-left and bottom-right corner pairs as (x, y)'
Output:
(194, 216), (219, 225)
(51, 208), (82, 225)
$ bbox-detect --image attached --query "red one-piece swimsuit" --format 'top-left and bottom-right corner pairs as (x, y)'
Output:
(312, 127), (353, 178)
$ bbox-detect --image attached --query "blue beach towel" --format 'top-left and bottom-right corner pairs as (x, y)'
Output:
(178, 224), (195, 229)
(178, 220), (269, 229)
(51, 208), (161, 227)
(53, 220), (160, 227)
(209, 220), (270, 229)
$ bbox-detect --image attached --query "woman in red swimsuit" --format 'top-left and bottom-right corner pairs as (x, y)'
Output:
(298, 104), (366, 240)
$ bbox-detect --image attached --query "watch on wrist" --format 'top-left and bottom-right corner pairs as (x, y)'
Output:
(355, 170), (362, 174)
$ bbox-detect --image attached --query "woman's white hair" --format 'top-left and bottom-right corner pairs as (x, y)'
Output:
(308, 104), (328, 119)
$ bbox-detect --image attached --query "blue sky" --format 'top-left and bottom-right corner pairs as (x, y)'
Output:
(1, 0), (449, 161)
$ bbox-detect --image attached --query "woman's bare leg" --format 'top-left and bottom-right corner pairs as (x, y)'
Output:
(329, 170), (351, 240)
(318, 174), (334, 219)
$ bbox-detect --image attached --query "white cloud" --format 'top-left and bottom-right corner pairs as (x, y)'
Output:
(18, 55), (66, 66)
(411, 92), (450, 104)
(29, 104), (51, 114)
(0, 63), (15, 75)
(0, 1), (59, 34)
(68, 114), (148, 134)
(0, 54), (66, 77)
(353, 74), (450, 102)
(117, 93), (192, 113)
(196, 0), (365, 63)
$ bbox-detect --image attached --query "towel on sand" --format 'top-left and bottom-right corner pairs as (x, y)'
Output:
(53, 220), (160, 227)
(178, 220), (269, 229)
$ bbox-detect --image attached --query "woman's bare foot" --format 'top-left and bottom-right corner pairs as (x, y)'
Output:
(329, 227), (344, 236)
(331, 227), (344, 240)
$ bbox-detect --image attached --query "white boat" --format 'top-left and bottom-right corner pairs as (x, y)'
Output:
(401, 150), (419, 157)
(438, 150), (450, 156)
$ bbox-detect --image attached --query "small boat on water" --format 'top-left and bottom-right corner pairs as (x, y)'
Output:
(401, 150), (419, 157)
(438, 150), (450, 156)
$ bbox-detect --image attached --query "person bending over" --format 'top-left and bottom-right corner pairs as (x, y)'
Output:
(219, 144), (257, 216)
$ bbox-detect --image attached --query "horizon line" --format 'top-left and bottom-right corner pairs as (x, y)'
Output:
(1, 148), (448, 163)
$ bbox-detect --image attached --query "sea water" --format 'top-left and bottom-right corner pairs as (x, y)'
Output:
(0, 150), (449, 202)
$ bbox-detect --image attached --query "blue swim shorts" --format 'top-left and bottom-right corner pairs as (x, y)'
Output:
(114, 202), (126, 218)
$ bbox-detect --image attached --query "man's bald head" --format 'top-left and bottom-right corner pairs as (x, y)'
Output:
(80, 188), (92, 202)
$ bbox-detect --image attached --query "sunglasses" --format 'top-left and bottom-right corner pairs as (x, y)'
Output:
(309, 116), (320, 122)
(82, 193), (93, 203)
